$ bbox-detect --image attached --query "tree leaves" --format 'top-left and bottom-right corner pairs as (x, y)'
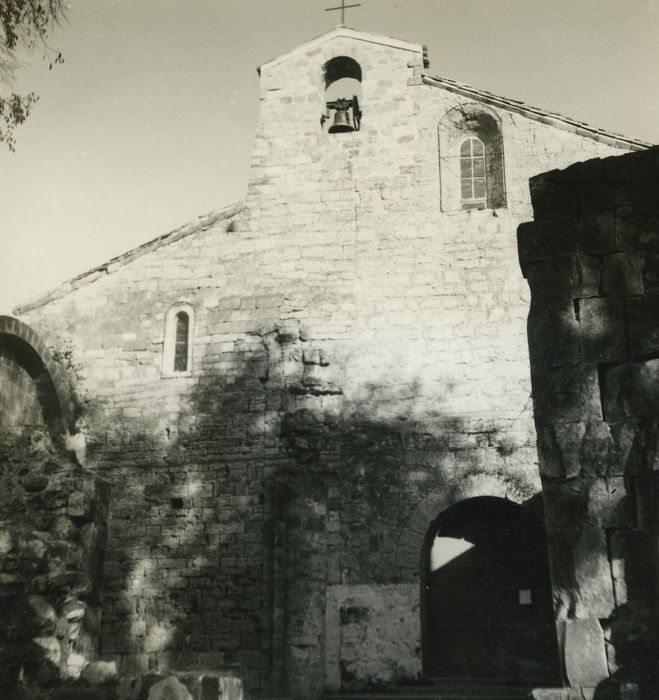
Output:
(0, 0), (65, 151)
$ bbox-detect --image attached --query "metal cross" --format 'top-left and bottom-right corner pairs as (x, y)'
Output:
(325, 0), (362, 24)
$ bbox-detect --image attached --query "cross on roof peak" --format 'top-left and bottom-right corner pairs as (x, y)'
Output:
(324, 0), (362, 25)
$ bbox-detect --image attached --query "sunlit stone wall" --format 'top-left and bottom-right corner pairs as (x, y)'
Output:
(16, 29), (637, 699)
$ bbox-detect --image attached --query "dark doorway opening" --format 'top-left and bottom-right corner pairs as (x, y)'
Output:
(420, 496), (560, 683)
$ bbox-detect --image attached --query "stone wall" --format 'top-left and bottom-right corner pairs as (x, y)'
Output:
(519, 146), (659, 698)
(0, 317), (111, 698)
(15, 29), (640, 698)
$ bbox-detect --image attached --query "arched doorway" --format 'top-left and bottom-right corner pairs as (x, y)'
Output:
(421, 496), (559, 683)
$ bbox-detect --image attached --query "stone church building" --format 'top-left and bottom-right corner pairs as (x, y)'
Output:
(1, 26), (656, 700)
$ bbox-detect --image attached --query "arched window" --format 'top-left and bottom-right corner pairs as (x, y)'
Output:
(173, 312), (189, 372)
(438, 105), (506, 212)
(322, 56), (362, 134)
(162, 302), (194, 377)
(460, 137), (487, 207)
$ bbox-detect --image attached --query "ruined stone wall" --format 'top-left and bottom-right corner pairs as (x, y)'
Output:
(0, 318), (111, 697)
(16, 31), (637, 698)
(519, 146), (659, 698)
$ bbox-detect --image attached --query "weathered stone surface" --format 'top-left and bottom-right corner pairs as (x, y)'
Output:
(3, 31), (645, 700)
(602, 359), (659, 421)
(602, 252), (644, 296)
(627, 293), (659, 356)
(526, 256), (600, 304)
(518, 217), (579, 264)
(564, 618), (609, 687)
(615, 209), (659, 252)
(579, 297), (627, 364)
(579, 212), (616, 255)
(79, 660), (118, 685)
(28, 594), (57, 633)
(528, 298), (580, 369)
(147, 677), (193, 700)
(531, 364), (602, 424)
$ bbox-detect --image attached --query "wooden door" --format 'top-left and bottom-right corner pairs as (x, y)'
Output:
(423, 497), (559, 682)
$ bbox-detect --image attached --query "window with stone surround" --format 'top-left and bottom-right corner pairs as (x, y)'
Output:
(438, 104), (506, 211)
(460, 136), (487, 208)
(162, 302), (194, 377)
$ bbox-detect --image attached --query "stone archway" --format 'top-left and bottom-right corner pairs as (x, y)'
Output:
(420, 496), (560, 684)
(0, 315), (77, 436)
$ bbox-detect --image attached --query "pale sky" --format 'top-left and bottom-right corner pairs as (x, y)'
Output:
(1, 0), (658, 314)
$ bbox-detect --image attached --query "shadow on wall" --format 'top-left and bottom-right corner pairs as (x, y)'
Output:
(0, 317), (110, 699)
(82, 320), (537, 698)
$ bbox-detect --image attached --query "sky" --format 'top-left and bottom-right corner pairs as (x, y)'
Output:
(1, 0), (658, 314)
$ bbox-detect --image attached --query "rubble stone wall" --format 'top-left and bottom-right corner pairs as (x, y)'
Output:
(16, 32), (638, 698)
(0, 318), (111, 697)
(519, 146), (659, 697)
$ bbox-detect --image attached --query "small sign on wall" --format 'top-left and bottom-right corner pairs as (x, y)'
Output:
(518, 589), (533, 605)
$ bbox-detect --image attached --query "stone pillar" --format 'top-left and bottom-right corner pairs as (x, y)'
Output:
(519, 147), (659, 697)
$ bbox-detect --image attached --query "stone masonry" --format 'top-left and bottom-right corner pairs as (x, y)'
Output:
(0, 316), (111, 698)
(519, 146), (659, 698)
(9, 26), (650, 699)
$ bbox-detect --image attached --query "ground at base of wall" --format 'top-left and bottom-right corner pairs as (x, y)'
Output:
(5, 670), (244, 700)
(532, 681), (642, 700)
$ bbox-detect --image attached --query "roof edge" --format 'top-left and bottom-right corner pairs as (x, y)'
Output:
(421, 73), (652, 151)
(258, 26), (423, 74)
(14, 201), (246, 316)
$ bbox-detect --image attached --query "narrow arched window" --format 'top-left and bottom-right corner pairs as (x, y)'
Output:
(460, 137), (487, 208)
(173, 312), (189, 372)
(162, 302), (194, 377)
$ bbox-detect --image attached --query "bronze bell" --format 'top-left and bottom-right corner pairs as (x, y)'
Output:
(329, 108), (354, 133)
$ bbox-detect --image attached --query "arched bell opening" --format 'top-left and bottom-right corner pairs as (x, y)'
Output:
(420, 496), (560, 684)
(322, 56), (362, 134)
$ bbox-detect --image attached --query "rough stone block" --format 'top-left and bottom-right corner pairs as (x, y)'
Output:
(564, 618), (609, 687)
(530, 171), (581, 218)
(608, 419), (643, 476)
(602, 359), (659, 421)
(531, 364), (602, 424)
(528, 298), (580, 369)
(526, 256), (599, 304)
(641, 253), (659, 293)
(80, 660), (118, 685)
(555, 422), (587, 478)
(536, 425), (564, 478)
(627, 294), (659, 356)
(579, 297), (627, 365)
(579, 212), (616, 255)
(581, 422), (617, 478)
(147, 676), (193, 700)
(517, 218), (579, 264)
(615, 209), (659, 252)
(573, 522), (616, 618)
(602, 252), (644, 296)
(580, 182), (629, 212)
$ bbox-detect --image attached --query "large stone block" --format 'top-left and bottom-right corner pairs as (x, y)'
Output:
(579, 297), (628, 365)
(627, 294), (659, 356)
(602, 359), (659, 421)
(615, 208), (659, 252)
(602, 252), (644, 297)
(517, 218), (579, 264)
(529, 171), (581, 218)
(608, 419), (643, 476)
(579, 211), (617, 256)
(528, 299), (580, 370)
(563, 618), (609, 687)
(532, 364), (602, 424)
(526, 256), (599, 304)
